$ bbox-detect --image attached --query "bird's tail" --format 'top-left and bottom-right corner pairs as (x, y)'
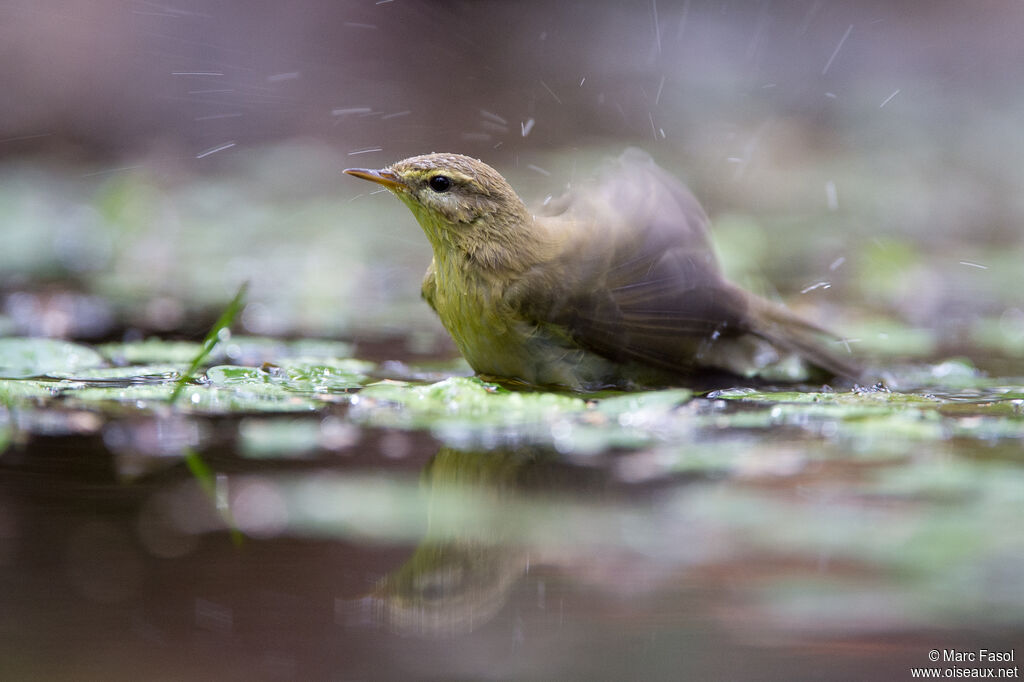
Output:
(747, 294), (863, 383)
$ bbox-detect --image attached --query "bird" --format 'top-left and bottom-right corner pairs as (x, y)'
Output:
(345, 149), (860, 391)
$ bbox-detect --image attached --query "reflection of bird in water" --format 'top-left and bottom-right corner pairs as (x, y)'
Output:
(369, 540), (527, 638)
(347, 149), (860, 391)
(360, 447), (543, 638)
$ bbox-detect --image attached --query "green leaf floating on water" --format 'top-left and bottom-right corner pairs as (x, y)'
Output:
(66, 383), (322, 414)
(57, 357), (373, 413)
(0, 379), (61, 402)
(0, 338), (106, 379)
(595, 389), (694, 415)
(46, 365), (184, 382)
(709, 387), (943, 405)
(354, 377), (587, 426)
(352, 377), (692, 452)
(206, 358), (374, 393)
(204, 366), (268, 385)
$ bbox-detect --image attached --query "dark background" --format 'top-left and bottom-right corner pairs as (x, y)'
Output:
(1, 0), (1022, 354)
(4, 1), (1021, 163)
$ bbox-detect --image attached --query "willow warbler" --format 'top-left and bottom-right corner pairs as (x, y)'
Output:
(345, 150), (859, 390)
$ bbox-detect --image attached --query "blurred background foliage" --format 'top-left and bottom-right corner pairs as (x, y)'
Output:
(0, 0), (1022, 364)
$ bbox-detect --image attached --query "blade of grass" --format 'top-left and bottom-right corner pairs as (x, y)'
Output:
(169, 282), (249, 404)
(184, 448), (244, 546)
(0, 392), (12, 456)
(0, 418), (10, 457)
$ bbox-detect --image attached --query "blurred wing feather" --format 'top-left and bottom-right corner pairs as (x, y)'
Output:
(512, 149), (859, 380)
(513, 150), (751, 373)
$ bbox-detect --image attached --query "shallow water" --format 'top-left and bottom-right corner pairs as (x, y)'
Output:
(1, 334), (1022, 681)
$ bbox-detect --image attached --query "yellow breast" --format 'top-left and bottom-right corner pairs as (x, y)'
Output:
(428, 254), (527, 377)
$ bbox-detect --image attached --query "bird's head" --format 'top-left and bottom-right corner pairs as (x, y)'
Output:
(345, 153), (534, 259)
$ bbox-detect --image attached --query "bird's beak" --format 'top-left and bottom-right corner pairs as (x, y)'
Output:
(344, 167), (406, 191)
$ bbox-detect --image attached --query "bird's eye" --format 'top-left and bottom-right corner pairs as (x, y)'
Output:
(428, 175), (452, 193)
